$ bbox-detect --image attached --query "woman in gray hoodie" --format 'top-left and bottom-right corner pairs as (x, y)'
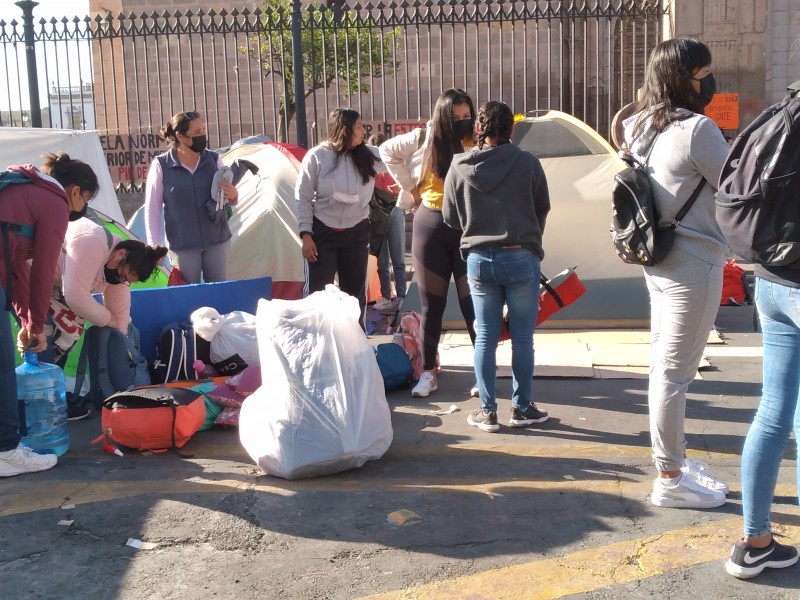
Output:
(443, 101), (550, 433)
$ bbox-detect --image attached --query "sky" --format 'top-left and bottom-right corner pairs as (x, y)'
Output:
(1, 0), (91, 112)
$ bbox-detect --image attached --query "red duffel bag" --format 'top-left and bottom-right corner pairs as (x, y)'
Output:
(499, 268), (587, 341)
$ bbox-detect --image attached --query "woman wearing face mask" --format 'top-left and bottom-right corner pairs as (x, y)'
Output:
(623, 38), (731, 510)
(0, 152), (97, 477)
(379, 88), (477, 398)
(48, 217), (168, 419)
(295, 107), (386, 328)
(145, 111), (238, 284)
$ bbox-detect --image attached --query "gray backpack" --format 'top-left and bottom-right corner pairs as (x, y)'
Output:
(73, 322), (151, 408)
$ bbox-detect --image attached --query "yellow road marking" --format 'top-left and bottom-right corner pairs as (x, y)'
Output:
(359, 513), (800, 600)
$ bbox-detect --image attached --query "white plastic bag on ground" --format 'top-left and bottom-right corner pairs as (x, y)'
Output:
(190, 307), (259, 366)
(239, 285), (393, 479)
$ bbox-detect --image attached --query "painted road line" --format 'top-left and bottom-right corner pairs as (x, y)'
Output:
(1, 475), (795, 518)
(359, 513), (800, 600)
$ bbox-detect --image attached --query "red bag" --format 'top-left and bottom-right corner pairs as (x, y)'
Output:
(721, 259), (748, 306)
(101, 387), (206, 451)
(499, 268), (587, 341)
(168, 266), (188, 286)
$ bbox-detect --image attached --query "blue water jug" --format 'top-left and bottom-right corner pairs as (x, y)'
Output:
(17, 351), (70, 457)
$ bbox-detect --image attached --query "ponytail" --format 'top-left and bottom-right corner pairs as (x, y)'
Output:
(40, 152), (99, 196)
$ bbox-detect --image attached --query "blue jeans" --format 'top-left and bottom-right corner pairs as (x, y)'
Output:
(0, 286), (20, 452)
(467, 247), (540, 414)
(378, 206), (406, 299)
(741, 278), (800, 538)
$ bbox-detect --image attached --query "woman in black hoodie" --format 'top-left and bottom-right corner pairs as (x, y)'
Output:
(443, 101), (550, 433)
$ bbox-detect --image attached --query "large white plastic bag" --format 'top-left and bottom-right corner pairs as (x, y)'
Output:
(239, 285), (393, 479)
(190, 307), (259, 366)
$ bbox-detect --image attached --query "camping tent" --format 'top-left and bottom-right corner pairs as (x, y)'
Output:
(0, 127), (125, 223)
(403, 110), (647, 327)
(128, 142), (308, 300)
(220, 142), (306, 300)
(512, 110), (647, 324)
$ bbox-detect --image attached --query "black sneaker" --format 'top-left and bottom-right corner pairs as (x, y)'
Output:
(509, 404), (549, 426)
(725, 538), (799, 579)
(467, 409), (499, 432)
(67, 401), (91, 421)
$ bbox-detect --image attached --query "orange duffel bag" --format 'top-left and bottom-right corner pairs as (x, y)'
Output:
(101, 387), (206, 451)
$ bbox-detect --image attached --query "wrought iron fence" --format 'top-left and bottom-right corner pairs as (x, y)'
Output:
(1, 0), (670, 191)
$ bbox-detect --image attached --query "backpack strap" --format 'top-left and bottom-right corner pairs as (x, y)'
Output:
(785, 80), (800, 100)
(671, 179), (706, 225)
(418, 127), (426, 149)
(73, 330), (90, 397)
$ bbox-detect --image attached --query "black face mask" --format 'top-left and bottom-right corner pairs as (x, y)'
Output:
(695, 73), (716, 108)
(452, 119), (474, 141)
(188, 135), (208, 153)
(103, 266), (122, 285)
(69, 203), (88, 222)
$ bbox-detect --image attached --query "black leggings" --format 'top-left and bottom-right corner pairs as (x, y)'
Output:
(411, 204), (476, 370)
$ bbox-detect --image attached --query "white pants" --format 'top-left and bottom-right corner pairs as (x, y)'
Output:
(644, 246), (723, 473)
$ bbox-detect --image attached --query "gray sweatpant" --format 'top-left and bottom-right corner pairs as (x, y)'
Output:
(643, 246), (723, 473)
(171, 240), (231, 284)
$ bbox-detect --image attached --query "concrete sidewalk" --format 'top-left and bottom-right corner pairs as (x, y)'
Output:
(1, 304), (798, 600)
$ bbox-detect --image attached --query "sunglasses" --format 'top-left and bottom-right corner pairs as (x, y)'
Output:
(180, 111), (200, 127)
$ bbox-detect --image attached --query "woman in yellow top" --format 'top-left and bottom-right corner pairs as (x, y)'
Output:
(380, 88), (477, 397)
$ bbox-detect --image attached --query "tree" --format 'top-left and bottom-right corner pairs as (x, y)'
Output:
(244, 0), (402, 142)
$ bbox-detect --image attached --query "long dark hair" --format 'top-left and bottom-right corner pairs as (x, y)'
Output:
(160, 110), (202, 149)
(327, 108), (376, 184)
(633, 38), (712, 137)
(430, 88), (476, 180)
(476, 101), (514, 149)
(114, 240), (168, 282)
(40, 152), (99, 197)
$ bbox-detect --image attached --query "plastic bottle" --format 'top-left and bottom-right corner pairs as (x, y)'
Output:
(192, 359), (218, 378)
(17, 352), (70, 457)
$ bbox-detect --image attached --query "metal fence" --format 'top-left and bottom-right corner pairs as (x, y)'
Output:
(1, 0), (670, 191)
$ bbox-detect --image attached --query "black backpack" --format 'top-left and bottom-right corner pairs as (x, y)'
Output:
(151, 322), (201, 384)
(610, 134), (705, 266)
(715, 81), (800, 267)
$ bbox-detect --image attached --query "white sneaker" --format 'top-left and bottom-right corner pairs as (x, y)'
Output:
(469, 384), (479, 398)
(0, 444), (58, 477)
(411, 371), (438, 398)
(682, 458), (729, 494)
(373, 297), (394, 311)
(651, 473), (726, 509)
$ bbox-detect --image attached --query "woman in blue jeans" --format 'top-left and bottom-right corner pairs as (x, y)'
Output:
(724, 275), (800, 578)
(442, 101), (550, 432)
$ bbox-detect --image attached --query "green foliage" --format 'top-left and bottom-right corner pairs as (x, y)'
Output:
(242, 0), (401, 134)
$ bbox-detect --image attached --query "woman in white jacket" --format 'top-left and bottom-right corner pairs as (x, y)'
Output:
(379, 88), (477, 398)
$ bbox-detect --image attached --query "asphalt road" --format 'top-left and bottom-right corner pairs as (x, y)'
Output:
(1, 304), (798, 600)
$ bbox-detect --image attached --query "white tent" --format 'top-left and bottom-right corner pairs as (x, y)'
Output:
(127, 142), (307, 300)
(0, 127), (124, 223)
(512, 111), (648, 324)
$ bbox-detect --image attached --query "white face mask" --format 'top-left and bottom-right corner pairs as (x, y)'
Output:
(332, 183), (360, 205)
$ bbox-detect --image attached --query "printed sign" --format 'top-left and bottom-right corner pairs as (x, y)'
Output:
(704, 93), (739, 130)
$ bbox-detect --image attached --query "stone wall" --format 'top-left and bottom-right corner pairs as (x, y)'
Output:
(671, 0), (799, 127)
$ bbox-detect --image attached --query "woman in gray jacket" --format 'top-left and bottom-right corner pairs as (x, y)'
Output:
(624, 38), (731, 510)
(295, 108), (385, 328)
